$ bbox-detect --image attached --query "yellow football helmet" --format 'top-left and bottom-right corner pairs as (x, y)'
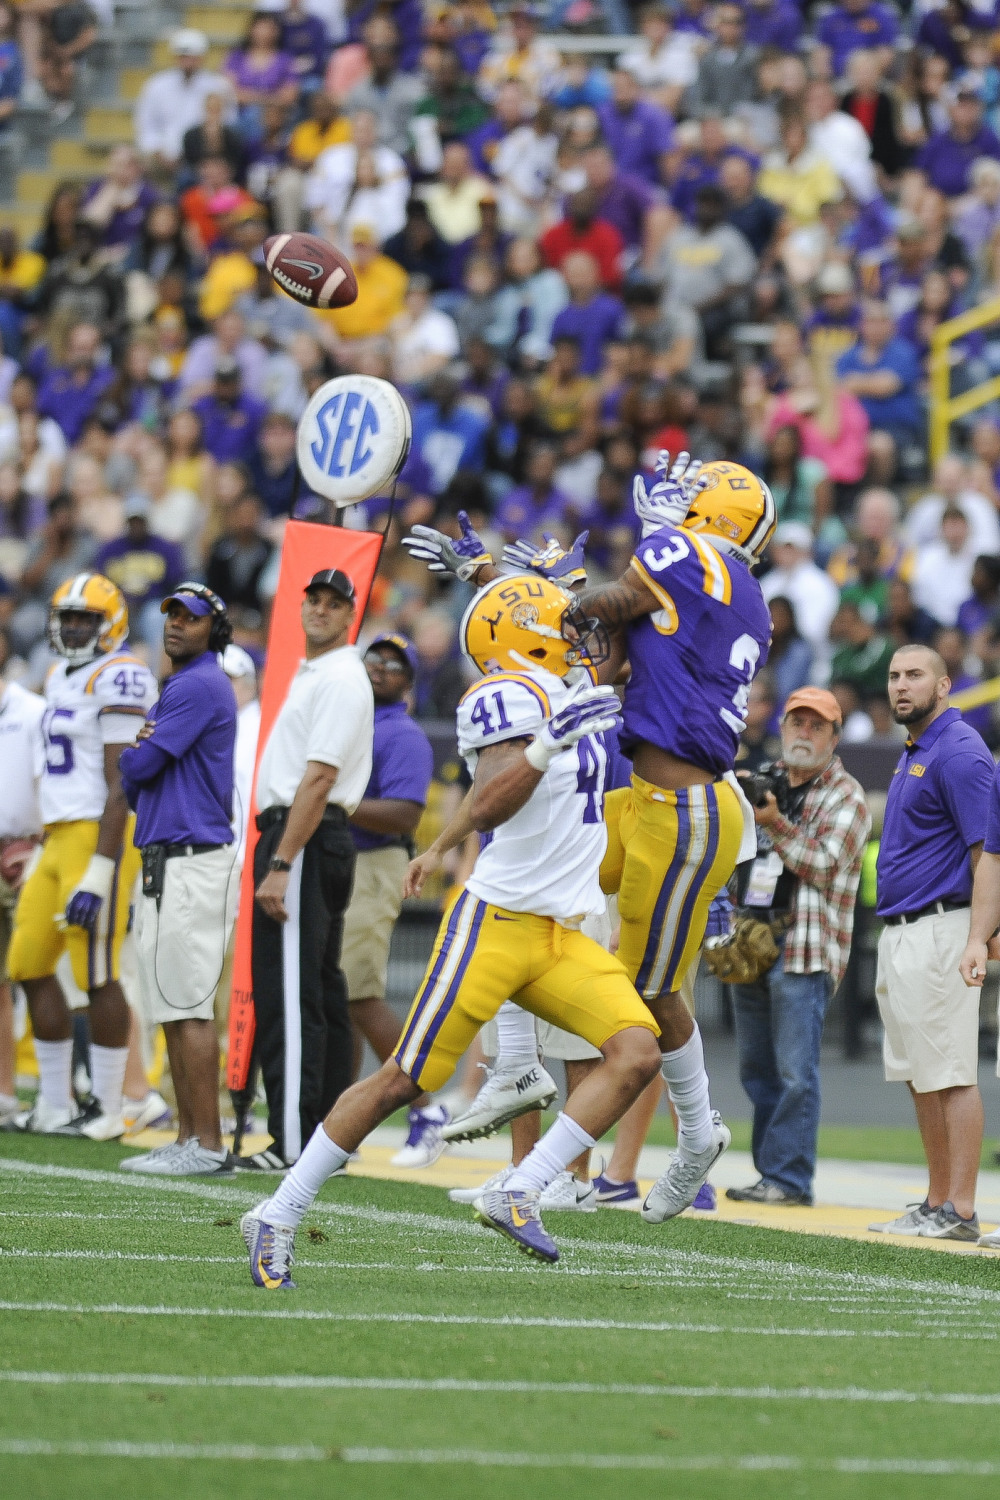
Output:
(682, 460), (777, 563)
(48, 572), (129, 665)
(461, 575), (607, 679)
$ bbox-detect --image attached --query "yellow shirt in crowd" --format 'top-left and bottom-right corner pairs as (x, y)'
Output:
(320, 253), (408, 340)
(289, 115), (352, 167)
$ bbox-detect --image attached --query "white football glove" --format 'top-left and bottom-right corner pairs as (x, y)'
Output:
(401, 510), (492, 582)
(632, 450), (709, 539)
(524, 683), (622, 771)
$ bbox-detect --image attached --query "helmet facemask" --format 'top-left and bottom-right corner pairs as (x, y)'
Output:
(48, 608), (104, 665)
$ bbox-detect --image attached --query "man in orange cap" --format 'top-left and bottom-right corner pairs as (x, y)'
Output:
(726, 685), (871, 1206)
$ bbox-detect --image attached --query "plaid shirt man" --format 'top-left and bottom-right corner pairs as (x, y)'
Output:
(764, 755), (872, 988)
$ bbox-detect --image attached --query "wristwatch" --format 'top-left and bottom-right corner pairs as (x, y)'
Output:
(268, 856), (292, 873)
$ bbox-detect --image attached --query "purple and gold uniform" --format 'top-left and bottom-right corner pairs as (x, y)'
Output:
(600, 522), (772, 1001)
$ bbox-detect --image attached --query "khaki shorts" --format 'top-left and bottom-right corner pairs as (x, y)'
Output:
(342, 844), (409, 1002)
(876, 907), (979, 1093)
(135, 846), (239, 1025)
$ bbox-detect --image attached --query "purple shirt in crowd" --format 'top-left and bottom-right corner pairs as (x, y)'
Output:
(596, 173), (663, 248)
(352, 699), (434, 853)
(744, 1), (802, 50)
(226, 47), (298, 94)
(550, 293), (625, 375)
(916, 125), (1000, 197)
(876, 707), (993, 916)
(81, 180), (159, 250)
(120, 649), (236, 848)
(192, 392), (268, 464)
(495, 483), (570, 539)
(596, 99), (674, 183)
(37, 364), (115, 445)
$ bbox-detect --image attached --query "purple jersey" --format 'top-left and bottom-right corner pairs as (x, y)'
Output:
(622, 524), (771, 777)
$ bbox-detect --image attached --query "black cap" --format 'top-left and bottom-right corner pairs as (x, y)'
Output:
(305, 568), (356, 604)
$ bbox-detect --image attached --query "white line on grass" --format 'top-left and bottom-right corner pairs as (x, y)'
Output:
(4, 1370), (1000, 1406)
(1, 1298), (996, 1339)
(0, 1439), (997, 1474)
(4, 1156), (1000, 1312)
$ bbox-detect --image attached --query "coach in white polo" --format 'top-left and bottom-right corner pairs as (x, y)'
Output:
(873, 643), (993, 1242)
(248, 568), (373, 1170)
(0, 674), (44, 1122)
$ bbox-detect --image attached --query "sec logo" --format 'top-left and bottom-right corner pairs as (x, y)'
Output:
(296, 374), (412, 507)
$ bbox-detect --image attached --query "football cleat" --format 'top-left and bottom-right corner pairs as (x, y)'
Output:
(79, 1109), (126, 1142)
(235, 1148), (289, 1173)
(391, 1104), (450, 1168)
(441, 1063), (558, 1143)
(10, 1097), (89, 1135)
(123, 1090), (172, 1133)
(539, 1171), (597, 1212)
(592, 1171), (641, 1207)
(474, 1187), (559, 1264)
(448, 1165), (514, 1204)
(691, 1182), (717, 1211)
(119, 1138), (234, 1175)
(241, 1205), (297, 1289)
(641, 1113), (731, 1224)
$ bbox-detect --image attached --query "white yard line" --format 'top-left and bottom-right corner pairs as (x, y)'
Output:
(0, 1438), (997, 1474)
(3, 1369), (1000, 1406)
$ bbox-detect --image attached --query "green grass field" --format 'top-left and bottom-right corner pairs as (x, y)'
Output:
(3, 1131), (1000, 1499)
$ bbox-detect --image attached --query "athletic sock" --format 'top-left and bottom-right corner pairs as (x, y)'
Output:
(262, 1125), (350, 1228)
(661, 1025), (713, 1157)
(506, 1112), (596, 1193)
(34, 1038), (73, 1115)
(493, 1001), (538, 1071)
(89, 1044), (128, 1119)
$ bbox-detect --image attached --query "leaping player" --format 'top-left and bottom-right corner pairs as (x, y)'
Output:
(7, 574), (157, 1138)
(402, 454), (774, 1221)
(241, 577), (663, 1280)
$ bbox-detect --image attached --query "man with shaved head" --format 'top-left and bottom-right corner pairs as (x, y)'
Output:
(871, 644), (994, 1241)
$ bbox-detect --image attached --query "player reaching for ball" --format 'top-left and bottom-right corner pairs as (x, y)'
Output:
(402, 455), (775, 1221)
(241, 577), (663, 1282)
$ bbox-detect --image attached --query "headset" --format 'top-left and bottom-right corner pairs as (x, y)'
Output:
(169, 582), (234, 653)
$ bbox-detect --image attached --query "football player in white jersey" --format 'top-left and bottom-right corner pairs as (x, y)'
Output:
(241, 576), (663, 1284)
(7, 573), (157, 1138)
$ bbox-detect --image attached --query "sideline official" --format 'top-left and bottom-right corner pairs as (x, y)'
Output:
(343, 633), (433, 1079)
(874, 644), (993, 1241)
(119, 583), (238, 1177)
(250, 568), (374, 1168)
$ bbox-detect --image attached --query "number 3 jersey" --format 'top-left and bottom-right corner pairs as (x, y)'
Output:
(39, 650), (157, 826)
(623, 522), (772, 777)
(457, 668), (610, 925)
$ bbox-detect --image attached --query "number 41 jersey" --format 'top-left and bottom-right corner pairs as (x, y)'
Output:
(457, 668), (609, 925)
(624, 522), (772, 777)
(39, 650), (157, 826)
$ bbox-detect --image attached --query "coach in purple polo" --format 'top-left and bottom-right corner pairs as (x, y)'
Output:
(873, 643), (993, 1241)
(119, 582), (238, 1178)
(341, 633), (433, 1085)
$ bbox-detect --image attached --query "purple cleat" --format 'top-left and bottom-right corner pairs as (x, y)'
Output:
(473, 1187), (559, 1264)
(592, 1171), (640, 1207)
(240, 1205), (297, 1289)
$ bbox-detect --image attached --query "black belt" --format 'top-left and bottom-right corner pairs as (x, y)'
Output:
(883, 900), (969, 927)
(256, 804), (348, 832)
(143, 841), (228, 859)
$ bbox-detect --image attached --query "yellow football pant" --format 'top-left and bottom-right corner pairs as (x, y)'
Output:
(600, 774), (743, 1003)
(392, 892), (659, 1092)
(8, 820), (140, 992)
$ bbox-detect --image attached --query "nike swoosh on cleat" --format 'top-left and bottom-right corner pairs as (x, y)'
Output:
(510, 1206), (531, 1228)
(255, 1254), (285, 1290)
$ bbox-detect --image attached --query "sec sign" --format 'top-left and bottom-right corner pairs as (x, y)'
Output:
(296, 374), (412, 506)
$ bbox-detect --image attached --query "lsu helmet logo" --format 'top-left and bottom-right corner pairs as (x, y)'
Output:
(461, 576), (608, 679)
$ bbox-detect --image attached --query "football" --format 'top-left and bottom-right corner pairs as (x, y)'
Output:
(263, 232), (358, 310)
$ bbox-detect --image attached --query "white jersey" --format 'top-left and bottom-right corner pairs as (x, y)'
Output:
(457, 667), (609, 925)
(0, 679), (45, 838)
(39, 649), (158, 826)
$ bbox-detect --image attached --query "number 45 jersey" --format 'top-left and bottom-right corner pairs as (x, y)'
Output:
(39, 650), (157, 826)
(457, 668), (610, 925)
(624, 522), (772, 777)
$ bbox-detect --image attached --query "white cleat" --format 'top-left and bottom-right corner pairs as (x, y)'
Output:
(79, 1110), (126, 1142)
(641, 1113), (731, 1224)
(539, 1171), (598, 1212)
(440, 1063), (558, 1143)
(448, 1166), (514, 1204)
(121, 1141), (186, 1173)
(123, 1090), (172, 1133)
(390, 1104), (451, 1168)
(11, 1097), (84, 1135)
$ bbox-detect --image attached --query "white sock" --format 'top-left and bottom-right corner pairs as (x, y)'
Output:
(506, 1112), (596, 1193)
(494, 1001), (538, 1070)
(661, 1025), (713, 1157)
(262, 1125), (350, 1228)
(34, 1038), (73, 1115)
(89, 1044), (128, 1119)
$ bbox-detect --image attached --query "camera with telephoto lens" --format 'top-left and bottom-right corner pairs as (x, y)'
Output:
(738, 761), (792, 813)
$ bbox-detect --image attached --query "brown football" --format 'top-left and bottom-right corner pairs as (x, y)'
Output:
(263, 232), (358, 310)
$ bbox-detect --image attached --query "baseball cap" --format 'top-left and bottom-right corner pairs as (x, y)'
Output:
(367, 631), (417, 677)
(351, 223), (378, 247)
(772, 521), (813, 551)
(222, 643), (257, 680)
(783, 687), (843, 726)
(171, 27), (208, 56)
(305, 568), (356, 603)
(161, 588), (214, 617)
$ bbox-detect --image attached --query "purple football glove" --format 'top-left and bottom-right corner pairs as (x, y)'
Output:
(704, 888), (735, 942)
(64, 853), (115, 933)
(501, 530), (590, 588)
(65, 890), (103, 932)
(524, 684), (622, 771)
(632, 450), (709, 539)
(401, 510), (492, 581)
